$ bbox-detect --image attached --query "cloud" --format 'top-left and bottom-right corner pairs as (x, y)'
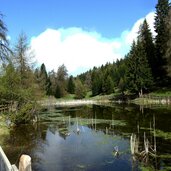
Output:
(31, 28), (122, 75)
(31, 12), (155, 76)
(125, 12), (155, 45)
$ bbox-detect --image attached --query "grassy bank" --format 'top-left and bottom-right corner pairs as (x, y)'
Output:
(149, 88), (171, 97)
(0, 115), (10, 145)
(133, 88), (171, 105)
(41, 89), (171, 106)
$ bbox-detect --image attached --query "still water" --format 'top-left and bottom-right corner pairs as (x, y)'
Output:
(1, 103), (171, 171)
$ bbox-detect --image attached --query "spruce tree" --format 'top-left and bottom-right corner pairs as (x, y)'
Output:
(126, 40), (153, 95)
(154, 0), (170, 84)
(138, 20), (156, 81)
(104, 75), (114, 94)
(91, 69), (103, 96)
(165, 8), (171, 77)
(40, 63), (49, 95)
(0, 13), (10, 62)
(67, 75), (75, 94)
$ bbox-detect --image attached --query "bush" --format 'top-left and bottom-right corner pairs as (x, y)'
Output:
(10, 102), (38, 125)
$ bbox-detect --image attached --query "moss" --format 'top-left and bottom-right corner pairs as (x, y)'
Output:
(159, 154), (171, 159)
(140, 166), (154, 171)
(151, 129), (171, 140)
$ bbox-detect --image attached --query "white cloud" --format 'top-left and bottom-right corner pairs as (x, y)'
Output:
(31, 12), (155, 76)
(125, 12), (155, 45)
(31, 28), (122, 75)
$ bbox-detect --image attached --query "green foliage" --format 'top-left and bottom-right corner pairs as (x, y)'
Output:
(0, 63), (20, 101)
(55, 83), (63, 98)
(165, 9), (171, 77)
(39, 63), (49, 94)
(55, 64), (68, 98)
(10, 102), (38, 124)
(138, 20), (156, 81)
(154, 0), (170, 84)
(75, 79), (86, 99)
(48, 69), (57, 95)
(126, 40), (153, 94)
(1, 0), (171, 106)
(103, 75), (114, 94)
(67, 75), (75, 94)
(91, 69), (103, 96)
(0, 33), (42, 125)
(0, 13), (10, 62)
(118, 77), (126, 94)
(35, 63), (52, 96)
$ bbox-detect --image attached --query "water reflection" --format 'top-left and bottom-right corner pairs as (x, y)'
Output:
(1, 103), (171, 170)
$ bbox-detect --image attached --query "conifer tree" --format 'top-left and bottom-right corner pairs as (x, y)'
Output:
(103, 75), (114, 94)
(48, 70), (57, 96)
(165, 8), (171, 77)
(91, 69), (103, 96)
(138, 20), (156, 80)
(55, 64), (68, 98)
(14, 33), (33, 88)
(67, 75), (75, 94)
(39, 63), (50, 95)
(75, 79), (86, 99)
(154, 0), (170, 84)
(126, 40), (153, 95)
(0, 13), (10, 62)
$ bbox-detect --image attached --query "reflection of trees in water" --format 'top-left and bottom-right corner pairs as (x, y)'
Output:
(3, 123), (47, 167)
(3, 104), (171, 170)
(66, 104), (171, 170)
(130, 113), (171, 170)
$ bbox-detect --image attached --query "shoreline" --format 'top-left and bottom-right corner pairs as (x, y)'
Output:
(39, 95), (171, 107)
(132, 97), (171, 105)
(40, 98), (111, 107)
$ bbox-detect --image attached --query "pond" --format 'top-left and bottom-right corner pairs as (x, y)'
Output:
(1, 103), (171, 171)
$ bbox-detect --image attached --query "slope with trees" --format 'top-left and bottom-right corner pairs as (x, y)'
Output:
(0, 0), (171, 126)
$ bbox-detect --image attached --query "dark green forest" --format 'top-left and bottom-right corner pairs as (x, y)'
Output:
(35, 0), (171, 98)
(0, 0), (171, 123)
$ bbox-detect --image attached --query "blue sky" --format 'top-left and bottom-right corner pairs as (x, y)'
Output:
(1, 0), (158, 75)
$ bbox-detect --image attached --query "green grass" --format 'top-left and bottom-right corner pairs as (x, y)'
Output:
(90, 93), (119, 101)
(85, 91), (92, 99)
(150, 88), (171, 97)
(43, 89), (171, 105)
(0, 115), (10, 144)
(56, 94), (75, 101)
(133, 88), (171, 105)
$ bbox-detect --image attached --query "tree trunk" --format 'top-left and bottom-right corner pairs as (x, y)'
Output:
(139, 88), (143, 98)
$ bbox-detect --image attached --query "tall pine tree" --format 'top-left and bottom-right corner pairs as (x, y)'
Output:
(154, 0), (170, 85)
(138, 20), (156, 81)
(0, 13), (10, 62)
(126, 40), (153, 95)
(165, 7), (171, 77)
(39, 63), (50, 95)
(67, 75), (75, 94)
